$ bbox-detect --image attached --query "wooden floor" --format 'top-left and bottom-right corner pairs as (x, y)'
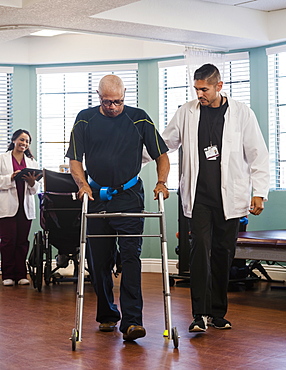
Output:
(0, 273), (285, 370)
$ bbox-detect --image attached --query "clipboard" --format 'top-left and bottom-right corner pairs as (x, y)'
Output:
(14, 168), (43, 181)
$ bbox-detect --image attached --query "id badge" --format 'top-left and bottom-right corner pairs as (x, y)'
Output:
(204, 145), (219, 160)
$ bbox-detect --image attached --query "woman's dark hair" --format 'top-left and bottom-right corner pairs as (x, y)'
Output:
(7, 129), (34, 159)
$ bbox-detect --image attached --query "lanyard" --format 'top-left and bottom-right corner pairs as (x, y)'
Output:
(206, 95), (224, 147)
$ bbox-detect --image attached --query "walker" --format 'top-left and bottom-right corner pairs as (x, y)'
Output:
(71, 192), (179, 350)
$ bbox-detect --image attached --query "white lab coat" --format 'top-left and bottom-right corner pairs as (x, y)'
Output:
(0, 151), (39, 219)
(162, 93), (270, 220)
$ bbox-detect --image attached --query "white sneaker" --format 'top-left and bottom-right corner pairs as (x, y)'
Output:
(18, 278), (30, 285)
(2, 279), (15, 286)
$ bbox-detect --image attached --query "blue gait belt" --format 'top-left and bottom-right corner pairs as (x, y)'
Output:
(88, 175), (138, 201)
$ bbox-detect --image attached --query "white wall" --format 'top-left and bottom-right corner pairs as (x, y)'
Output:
(0, 33), (185, 65)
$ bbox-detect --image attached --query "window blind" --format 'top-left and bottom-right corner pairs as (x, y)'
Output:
(267, 48), (286, 190)
(0, 67), (13, 154)
(159, 60), (190, 190)
(37, 65), (138, 172)
(158, 54), (250, 190)
(223, 57), (250, 107)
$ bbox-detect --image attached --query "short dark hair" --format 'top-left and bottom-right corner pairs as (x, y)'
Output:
(194, 64), (221, 85)
(7, 129), (34, 158)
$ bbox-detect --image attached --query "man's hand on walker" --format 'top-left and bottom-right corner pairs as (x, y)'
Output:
(78, 185), (94, 201)
(153, 182), (169, 200)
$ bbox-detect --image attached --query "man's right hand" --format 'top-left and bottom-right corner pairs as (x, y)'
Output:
(69, 159), (94, 201)
(78, 184), (94, 201)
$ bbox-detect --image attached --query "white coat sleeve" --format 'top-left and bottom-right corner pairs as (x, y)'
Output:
(162, 108), (182, 152)
(243, 108), (270, 200)
(0, 154), (14, 190)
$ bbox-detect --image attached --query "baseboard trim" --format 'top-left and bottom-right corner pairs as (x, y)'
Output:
(141, 258), (178, 273)
(50, 258), (179, 276)
(2, 259), (284, 282)
(58, 259), (286, 281)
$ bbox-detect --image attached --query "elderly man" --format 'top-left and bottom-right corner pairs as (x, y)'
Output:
(163, 64), (269, 333)
(66, 75), (169, 341)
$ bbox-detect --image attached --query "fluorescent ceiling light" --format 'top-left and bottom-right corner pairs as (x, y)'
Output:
(0, 0), (22, 7)
(30, 30), (69, 37)
(0, 0), (40, 7)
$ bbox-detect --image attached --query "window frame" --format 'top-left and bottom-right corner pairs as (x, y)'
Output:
(267, 45), (286, 190)
(0, 67), (13, 154)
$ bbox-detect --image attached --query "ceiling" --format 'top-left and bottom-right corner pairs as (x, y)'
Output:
(198, 0), (286, 11)
(1, 0), (286, 53)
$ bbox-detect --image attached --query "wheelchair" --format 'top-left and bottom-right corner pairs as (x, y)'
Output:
(28, 169), (85, 292)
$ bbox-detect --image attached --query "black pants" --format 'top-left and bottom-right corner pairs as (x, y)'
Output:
(189, 203), (240, 318)
(86, 206), (144, 333)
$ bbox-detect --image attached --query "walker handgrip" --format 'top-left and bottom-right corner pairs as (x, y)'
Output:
(82, 192), (89, 214)
(158, 191), (165, 213)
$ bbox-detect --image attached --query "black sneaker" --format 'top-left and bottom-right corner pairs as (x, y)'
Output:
(189, 315), (208, 332)
(208, 317), (232, 329)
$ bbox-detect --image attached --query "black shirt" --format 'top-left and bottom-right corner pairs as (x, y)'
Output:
(66, 105), (168, 212)
(195, 99), (228, 208)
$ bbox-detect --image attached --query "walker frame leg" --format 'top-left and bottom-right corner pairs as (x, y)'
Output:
(158, 192), (179, 348)
(71, 193), (88, 351)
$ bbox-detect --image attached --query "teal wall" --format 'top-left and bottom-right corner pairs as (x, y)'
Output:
(12, 65), (41, 243)
(247, 47), (286, 231)
(8, 44), (286, 260)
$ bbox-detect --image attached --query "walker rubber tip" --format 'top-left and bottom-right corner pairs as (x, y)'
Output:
(163, 330), (169, 337)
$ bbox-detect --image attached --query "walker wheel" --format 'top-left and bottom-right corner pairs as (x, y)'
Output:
(71, 328), (78, 351)
(172, 327), (179, 349)
(169, 276), (175, 287)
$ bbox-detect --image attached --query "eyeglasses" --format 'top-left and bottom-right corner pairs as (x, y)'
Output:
(99, 95), (125, 107)
(101, 99), (124, 107)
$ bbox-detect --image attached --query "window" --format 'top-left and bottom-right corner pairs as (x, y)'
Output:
(223, 54), (250, 107)
(267, 45), (286, 190)
(159, 61), (191, 132)
(159, 60), (191, 190)
(0, 67), (13, 153)
(159, 53), (250, 190)
(37, 64), (138, 171)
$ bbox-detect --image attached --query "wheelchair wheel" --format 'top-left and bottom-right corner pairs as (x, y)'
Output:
(28, 233), (38, 289)
(35, 231), (44, 292)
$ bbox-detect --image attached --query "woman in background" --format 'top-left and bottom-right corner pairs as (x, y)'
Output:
(0, 129), (40, 286)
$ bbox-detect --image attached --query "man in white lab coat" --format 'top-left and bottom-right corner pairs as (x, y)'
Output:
(163, 64), (269, 332)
